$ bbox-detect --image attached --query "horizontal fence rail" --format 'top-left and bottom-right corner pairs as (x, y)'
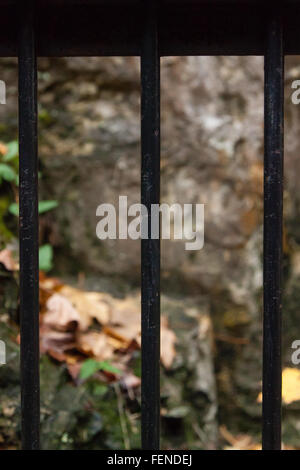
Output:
(0, 3), (300, 56)
(12, 0), (285, 450)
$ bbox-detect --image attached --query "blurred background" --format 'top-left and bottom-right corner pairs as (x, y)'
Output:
(1, 55), (300, 449)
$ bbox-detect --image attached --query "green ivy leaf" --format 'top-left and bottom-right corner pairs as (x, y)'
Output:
(98, 361), (122, 375)
(38, 200), (58, 214)
(39, 244), (53, 272)
(80, 359), (102, 380)
(79, 359), (121, 381)
(8, 202), (18, 216)
(8, 200), (59, 217)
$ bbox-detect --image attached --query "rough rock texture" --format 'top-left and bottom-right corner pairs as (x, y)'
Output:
(1, 55), (300, 447)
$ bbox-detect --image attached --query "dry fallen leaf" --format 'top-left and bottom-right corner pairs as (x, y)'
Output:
(39, 274), (63, 291)
(110, 296), (141, 344)
(257, 367), (300, 405)
(220, 425), (261, 450)
(110, 298), (177, 368)
(161, 316), (177, 369)
(102, 326), (134, 349)
(76, 331), (114, 360)
(120, 372), (141, 389)
(38, 279), (177, 379)
(0, 249), (18, 271)
(39, 275), (63, 311)
(67, 362), (82, 381)
(59, 285), (111, 329)
(281, 368), (300, 404)
(40, 325), (76, 356)
(44, 293), (80, 331)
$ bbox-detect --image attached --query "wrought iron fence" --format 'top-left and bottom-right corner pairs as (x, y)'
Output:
(0, 0), (293, 450)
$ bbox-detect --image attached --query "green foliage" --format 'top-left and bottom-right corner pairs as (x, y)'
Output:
(0, 196), (14, 240)
(0, 140), (18, 184)
(80, 359), (121, 381)
(0, 163), (17, 184)
(0, 140), (19, 245)
(39, 244), (53, 272)
(3, 141), (18, 162)
(7, 202), (18, 216)
(88, 381), (108, 397)
(9, 200), (58, 216)
(0, 139), (58, 272)
(39, 108), (55, 126)
(38, 200), (59, 214)
(0, 140), (18, 187)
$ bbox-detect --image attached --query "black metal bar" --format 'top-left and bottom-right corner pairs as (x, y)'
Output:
(0, 4), (299, 57)
(141, 0), (160, 451)
(18, 0), (40, 450)
(262, 9), (284, 451)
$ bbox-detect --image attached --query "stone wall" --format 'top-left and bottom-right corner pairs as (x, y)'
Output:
(1, 55), (300, 445)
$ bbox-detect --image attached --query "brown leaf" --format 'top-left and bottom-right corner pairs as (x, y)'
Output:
(110, 296), (177, 368)
(67, 362), (82, 381)
(39, 274), (63, 291)
(161, 316), (177, 369)
(39, 275), (63, 311)
(120, 372), (141, 389)
(43, 293), (80, 331)
(47, 350), (69, 362)
(40, 324), (76, 356)
(76, 331), (114, 360)
(40, 284), (176, 377)
(59, 285), (111, 329)
(110, 296), (141, 344)
(102, 326), (135, 350)
(0, 249), (18, 271)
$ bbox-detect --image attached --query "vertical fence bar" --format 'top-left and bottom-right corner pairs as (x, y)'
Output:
(263, 9), (284, 451)
(18, 0), (40, 450)
(141, 0), (160, 450)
